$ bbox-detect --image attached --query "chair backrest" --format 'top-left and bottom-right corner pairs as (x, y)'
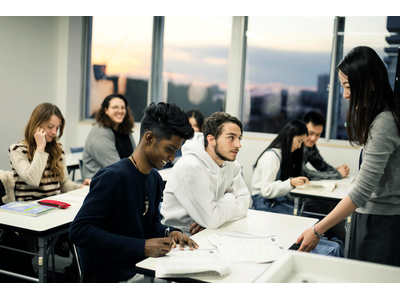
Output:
(72, 244), (84, 283)
(78, 159), (84, 180)
(0, 180), (5, 205)
(394, 47), (400, 99)
(72, 244), (94, 283)
(0, 170), (15, 204)
(70, 147), (84, 153)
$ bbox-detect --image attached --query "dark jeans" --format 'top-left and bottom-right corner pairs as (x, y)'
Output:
(251, 193), (294, 215)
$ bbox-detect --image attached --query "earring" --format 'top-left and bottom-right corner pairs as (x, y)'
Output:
(373, 86), (375, 91)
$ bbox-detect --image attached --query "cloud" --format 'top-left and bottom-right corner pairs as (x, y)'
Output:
(163, 44), (331, 88)
(246, 47), (331, 87)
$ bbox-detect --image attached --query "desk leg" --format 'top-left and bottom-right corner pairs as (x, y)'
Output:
(344, 212), (353, 258)
(37, 237), (48, 283)
(293, 197), (299, 216)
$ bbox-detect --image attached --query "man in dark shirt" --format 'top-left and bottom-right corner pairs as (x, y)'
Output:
(301, 111), (350, 243)
(69, 102), (198, 283)
(302, 111), (350, 180)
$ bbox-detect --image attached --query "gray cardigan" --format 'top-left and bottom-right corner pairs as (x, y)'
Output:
(82, 123), (136, 179)
(348, 111), (400, 215)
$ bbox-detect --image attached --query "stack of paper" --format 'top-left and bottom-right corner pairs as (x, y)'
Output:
(156, 249), (230, 277)
(207, 233), (284, 264)
(155, 231), (284, 278)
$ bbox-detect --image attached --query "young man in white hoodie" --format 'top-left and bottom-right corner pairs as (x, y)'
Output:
(161, 112), (250, 236)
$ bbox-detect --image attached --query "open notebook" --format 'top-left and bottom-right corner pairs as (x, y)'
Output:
(155, 231), (284, 278)
(295, 176), (355, 193)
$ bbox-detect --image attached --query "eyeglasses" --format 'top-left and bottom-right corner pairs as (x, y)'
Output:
(109, 106), (126, 111)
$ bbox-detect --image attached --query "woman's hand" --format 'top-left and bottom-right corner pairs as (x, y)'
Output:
(290, 176), (309, 187)
(295, 227), (321, 252)
(34, 127), (47, 151)
(79, 179), (91, 188)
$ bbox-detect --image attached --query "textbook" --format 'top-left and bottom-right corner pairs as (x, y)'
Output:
(294, 176), (355, 194)
(0, 201), (56, 217)
(296, 180), (337, 193)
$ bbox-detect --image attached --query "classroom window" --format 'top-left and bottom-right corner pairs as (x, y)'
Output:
(85, 16), (152, 122)
(242, 16), (335, 136)
(332, 16), (398, 140)
(162, 16), (232, 118)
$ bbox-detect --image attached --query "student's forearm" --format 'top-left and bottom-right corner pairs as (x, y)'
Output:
(313, 195), (357, 234)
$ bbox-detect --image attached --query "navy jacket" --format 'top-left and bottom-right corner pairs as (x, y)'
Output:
(69, 158), (171, 282)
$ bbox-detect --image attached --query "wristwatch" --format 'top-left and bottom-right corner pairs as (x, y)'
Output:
(312, 225), (324, 238)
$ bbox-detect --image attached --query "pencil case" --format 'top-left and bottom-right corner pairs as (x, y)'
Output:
(37, 200), (71, 209)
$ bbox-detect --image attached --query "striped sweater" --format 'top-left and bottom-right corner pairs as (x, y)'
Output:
(8, 141), (79, 201)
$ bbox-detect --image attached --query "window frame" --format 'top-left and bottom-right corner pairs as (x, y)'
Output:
(81, 16), (391, 146)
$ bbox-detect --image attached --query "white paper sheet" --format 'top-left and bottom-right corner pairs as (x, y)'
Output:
(156, 249), (230, 278)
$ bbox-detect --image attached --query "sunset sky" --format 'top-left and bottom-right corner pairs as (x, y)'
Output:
(91, 16), (391, 91)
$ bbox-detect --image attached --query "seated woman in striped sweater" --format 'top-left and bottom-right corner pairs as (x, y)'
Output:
(9, 103), (90, 201)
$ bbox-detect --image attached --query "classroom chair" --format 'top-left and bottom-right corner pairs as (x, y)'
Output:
(72, 244), (94, 283)
(69, 147), (84, 182)
(70, 147), (84, 153)
(0, 170), (15, 204)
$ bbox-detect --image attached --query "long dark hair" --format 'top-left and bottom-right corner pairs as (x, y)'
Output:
(337, 46), (400, 147)
(254, 119), (308, 180)
(186, 109), (205, 132)
(95, 93), (135, 135)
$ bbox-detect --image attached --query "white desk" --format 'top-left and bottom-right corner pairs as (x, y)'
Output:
(258, 250), (400, 283)
(135, 210), (318, 283)
(290, 180), (355, 258)
(0, 189), (87, 282)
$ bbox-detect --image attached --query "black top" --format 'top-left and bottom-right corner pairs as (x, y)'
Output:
(112, 130), (133, 159)
(69, 159), (170, 283)
(0, 180), (5, 205)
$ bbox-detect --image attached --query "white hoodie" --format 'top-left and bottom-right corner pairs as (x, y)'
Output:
(161, 132), (250, 235)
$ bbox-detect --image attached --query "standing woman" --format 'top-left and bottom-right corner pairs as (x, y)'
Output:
(251, 120), (309, 214)
(296, 46), (400, 267)
(9, 103), (90, 201)
(82, 93), (136, 179)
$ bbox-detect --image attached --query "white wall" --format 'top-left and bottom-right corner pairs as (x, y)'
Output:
(0, 16), (84, 170)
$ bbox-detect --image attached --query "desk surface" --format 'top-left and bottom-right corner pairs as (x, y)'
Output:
(290, 179), (354, 200)
(136, 210), (318, 283)
(0, 189), (87, 236)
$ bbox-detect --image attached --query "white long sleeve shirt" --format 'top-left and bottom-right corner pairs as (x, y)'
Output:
(251, 148), (292, 198)
(161, 133), (250, 235)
